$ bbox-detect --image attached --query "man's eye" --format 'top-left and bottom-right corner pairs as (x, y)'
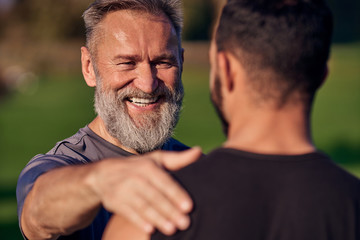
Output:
(116, 61), (136, 70)
(119, 61), (135, 66)
(156, 62), (172, 68)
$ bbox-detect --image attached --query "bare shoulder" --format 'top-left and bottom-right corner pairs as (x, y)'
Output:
(102, 215), (150, 240)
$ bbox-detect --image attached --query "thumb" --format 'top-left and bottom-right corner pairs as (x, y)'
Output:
(150, 147), (203, 171)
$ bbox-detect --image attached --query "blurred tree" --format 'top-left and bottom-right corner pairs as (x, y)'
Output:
(4, 0), (221, 41)
(6, 0), (89, 41)
(327, 0), (360, 42)
(183, 0), (218, 41)
(2, 0), (360, 43)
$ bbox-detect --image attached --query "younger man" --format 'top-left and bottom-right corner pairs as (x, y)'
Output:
(104, 0), (360, 239)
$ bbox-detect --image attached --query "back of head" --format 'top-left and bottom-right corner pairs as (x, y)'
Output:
(83, 0), (183, 55)
(216, 0), (333, 107)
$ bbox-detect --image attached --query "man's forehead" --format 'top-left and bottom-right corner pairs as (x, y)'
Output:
(95, 10), (179, 55)
(100, 10), (176, 37)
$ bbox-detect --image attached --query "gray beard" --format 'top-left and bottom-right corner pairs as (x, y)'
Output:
(94, 78), (183, 154)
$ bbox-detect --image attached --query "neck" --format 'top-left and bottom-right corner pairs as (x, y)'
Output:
(88, 116), (139, 154)
(224, 103), (315, 155)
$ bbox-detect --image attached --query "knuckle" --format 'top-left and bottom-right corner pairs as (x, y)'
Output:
(133, 197), (149, 212)
(143, 206), (157, 219)
(145, 187), (159, 200)
(123, 174), (145, 189)
(139, 202), (150, 213)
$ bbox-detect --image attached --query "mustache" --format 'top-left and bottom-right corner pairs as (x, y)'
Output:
(118, 85), (170, 99)
(114, 84), (183, 103)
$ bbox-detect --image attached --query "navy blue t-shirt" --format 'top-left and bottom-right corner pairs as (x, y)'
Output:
(16, 126), (189, 240)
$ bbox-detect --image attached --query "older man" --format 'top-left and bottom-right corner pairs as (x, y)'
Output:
(16, 0), (202, 239)
(103, 0), (360, 239)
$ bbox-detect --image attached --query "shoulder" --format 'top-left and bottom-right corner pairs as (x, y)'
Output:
(169, 148), (231, 198)
(44, 126), (118, 163)
(307, 151), (360, 188)
(47, 126), (91, 156)
(172, 147), (236, 176)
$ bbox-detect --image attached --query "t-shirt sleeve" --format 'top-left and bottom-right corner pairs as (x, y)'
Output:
(16, 154), (83, 226)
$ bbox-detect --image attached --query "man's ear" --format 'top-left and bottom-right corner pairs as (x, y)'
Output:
(217, 51), (234, 94)
(81, 46), (97, 87)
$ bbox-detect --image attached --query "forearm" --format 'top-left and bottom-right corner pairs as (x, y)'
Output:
(21, 164), (101, 240)
(20, 148), (201, 239)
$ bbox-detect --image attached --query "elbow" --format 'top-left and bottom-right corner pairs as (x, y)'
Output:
(20, 192), (60, 240)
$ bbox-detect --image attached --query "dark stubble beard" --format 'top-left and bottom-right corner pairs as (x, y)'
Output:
(211, 74), (229, 137)
(94, 76), (184, 154)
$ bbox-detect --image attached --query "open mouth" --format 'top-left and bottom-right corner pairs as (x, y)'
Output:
(126, 96), (161, 107)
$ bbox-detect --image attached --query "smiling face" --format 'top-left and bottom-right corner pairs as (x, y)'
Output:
(89, 10), (184, 153)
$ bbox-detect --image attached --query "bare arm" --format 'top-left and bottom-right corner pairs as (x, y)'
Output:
(20, 147), (202, 240)
(21, 164), (101, 239)
(102, 214), (150, 240)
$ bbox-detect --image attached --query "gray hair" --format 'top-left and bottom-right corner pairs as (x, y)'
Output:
(83, 0), (183, 55)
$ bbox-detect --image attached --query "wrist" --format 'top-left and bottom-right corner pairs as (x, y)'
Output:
(83, 163), (103, 207)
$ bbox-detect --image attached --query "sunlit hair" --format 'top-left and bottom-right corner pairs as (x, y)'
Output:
(216, 0), (333, 107)
(83, 0), (183, 56)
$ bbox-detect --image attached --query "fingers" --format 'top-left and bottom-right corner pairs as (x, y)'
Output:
(97, 158), (193, 235)
(95, 151), (200, 236)
(136, 170), (191, 229)
(117, 204), (154, 234)
(146, 161), (193, 213)
(111, 166), (190, 236)
(151, 147), (203, 171)
(130, 184), (186, 235)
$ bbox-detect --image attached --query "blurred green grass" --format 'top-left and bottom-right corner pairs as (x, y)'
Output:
(0, 42), (359, 238)
(312, 42), (360, 170)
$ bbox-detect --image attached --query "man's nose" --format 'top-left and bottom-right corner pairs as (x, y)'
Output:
(134, 64), (158, 93)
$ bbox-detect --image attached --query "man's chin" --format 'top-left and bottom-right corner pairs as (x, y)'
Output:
(126, 112), (159, 129)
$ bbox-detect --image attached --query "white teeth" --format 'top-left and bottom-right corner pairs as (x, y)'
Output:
(128, 97), (158, 105)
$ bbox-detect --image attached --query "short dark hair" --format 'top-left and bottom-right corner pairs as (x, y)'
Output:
(216, 0), (333, 106)
(83, 0), (183, 55)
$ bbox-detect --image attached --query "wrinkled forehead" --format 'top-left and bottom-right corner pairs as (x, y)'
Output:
(99, 10), (179, 46)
